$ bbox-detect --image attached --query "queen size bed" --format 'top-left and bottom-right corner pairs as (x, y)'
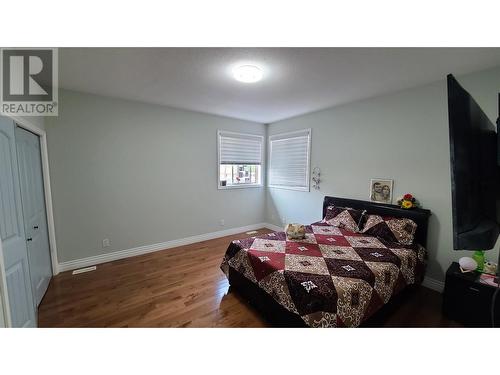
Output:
(220, 196), (431, 327)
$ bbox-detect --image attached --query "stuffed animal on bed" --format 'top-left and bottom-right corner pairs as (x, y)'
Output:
(285, 223), (306, 240)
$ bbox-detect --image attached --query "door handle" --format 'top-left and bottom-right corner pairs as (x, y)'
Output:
(27, 237), (33, 242)
(33, 226), (39, 229)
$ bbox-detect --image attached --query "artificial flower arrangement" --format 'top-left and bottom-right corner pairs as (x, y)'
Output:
(397, 193), (419, 209)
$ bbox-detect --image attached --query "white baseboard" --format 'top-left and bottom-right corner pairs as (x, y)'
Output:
(422, 276), (444, 293)
(264, 223), (283, 232)
(58, 223), (275, 272)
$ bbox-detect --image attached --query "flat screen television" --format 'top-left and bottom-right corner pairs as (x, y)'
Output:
(447, 74), (500, 250)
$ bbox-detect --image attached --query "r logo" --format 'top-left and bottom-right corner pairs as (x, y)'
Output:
(2, 49), (53, 101)
(1, 48), (58, 116)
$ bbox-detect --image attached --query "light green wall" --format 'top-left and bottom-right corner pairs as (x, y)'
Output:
(266, 66), (500, 283)
(46, 90), (266, 262)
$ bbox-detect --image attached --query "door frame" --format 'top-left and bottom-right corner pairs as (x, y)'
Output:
(0, 239), (12, 327)
(11, 116), (59, 275)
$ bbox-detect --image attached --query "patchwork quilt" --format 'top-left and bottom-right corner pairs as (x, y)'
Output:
(220, 221), (427, 327)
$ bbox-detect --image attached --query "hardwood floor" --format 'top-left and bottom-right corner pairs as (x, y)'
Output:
(38, 229), (460, 327)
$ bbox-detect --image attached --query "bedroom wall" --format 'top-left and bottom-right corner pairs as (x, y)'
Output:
(45, 90), (266, 263)
(266, 66), (500, 283)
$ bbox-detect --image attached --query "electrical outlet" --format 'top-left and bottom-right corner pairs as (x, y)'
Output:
(102, 238), (110, 247)
(220, 219), (225, 226)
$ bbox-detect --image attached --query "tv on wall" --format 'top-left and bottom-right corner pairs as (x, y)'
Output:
(447, 74), (500, 251)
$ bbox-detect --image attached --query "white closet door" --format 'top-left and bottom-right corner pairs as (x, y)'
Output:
(0, 117), (36, 327)
(15, 126), (52, 307)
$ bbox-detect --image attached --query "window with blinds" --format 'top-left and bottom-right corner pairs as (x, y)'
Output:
(217, 130), (263, 189)
(269, 129), (311, 191)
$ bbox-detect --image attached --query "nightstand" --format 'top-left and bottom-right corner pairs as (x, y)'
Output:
(443, 262), (500, 327)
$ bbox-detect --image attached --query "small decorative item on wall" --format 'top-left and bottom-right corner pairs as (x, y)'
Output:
(370, 178), (393, 204)
(312, 167), (321, 190)
(397, 193), (420, 209)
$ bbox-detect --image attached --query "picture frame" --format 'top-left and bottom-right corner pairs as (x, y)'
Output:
(370, 178), (393, 204)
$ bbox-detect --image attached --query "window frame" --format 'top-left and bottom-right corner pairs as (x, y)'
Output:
(217, 130), (264, 190)
(268, 128), (312, 192)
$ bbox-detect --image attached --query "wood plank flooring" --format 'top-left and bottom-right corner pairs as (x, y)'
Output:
(38, 228), (460, 327)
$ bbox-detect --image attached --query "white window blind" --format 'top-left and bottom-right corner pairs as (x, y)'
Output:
(218, 131), (263, 165)
(269, 129), (311, 191)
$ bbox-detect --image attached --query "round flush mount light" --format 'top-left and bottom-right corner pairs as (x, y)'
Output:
(233, 65), (263, 83)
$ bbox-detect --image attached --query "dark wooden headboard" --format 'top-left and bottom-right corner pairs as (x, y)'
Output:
(322, 196), (432, 247)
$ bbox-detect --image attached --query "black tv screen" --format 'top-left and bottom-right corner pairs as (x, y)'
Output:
(448, 74), (499, 250)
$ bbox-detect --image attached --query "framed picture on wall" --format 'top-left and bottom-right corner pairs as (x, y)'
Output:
(370, 178), (393, 204)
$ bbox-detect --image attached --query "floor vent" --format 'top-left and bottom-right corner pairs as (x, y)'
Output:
(72, 266), (97, 275)
(246, 230), (258, 234)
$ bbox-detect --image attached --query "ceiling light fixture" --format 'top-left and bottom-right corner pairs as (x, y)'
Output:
(233, 65), (263, 83)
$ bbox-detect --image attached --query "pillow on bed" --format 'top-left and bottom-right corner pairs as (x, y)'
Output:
(361, 214), (417, 245)
(323, 205), (365, 233)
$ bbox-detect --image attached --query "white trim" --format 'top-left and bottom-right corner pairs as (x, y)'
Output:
(59, 223), (272, 272)
(422, 276), (445, 293)
(268, 128), (311, 192)
(0, 293), (4, 327)
(264, 223), (283, 232)
(0, 238), (12, 327)
(217, 129), (265, 190)
(218, 184), (263, 190)
(9, 116), (59, 275)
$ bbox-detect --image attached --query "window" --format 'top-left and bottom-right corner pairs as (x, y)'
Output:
(218, 130), (263, 189)
(269, 129), (311, 191)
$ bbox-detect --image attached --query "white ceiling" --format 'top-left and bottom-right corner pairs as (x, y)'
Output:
(59, 48), (500, 123)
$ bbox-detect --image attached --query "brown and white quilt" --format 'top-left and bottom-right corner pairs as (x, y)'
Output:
(221, 221), (426, 327)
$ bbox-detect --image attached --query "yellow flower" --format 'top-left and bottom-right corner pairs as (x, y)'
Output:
(402, 200), (413, 209)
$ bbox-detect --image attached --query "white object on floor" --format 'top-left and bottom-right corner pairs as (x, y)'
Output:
(458, 257), (477, 273)
(246, 230), (258, 234)
(72, 266), (97, 275)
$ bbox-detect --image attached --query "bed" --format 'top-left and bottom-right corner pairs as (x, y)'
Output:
(220, 196), (431, 327)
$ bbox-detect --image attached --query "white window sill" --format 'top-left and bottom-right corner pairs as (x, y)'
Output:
(218, 184), (263, 190)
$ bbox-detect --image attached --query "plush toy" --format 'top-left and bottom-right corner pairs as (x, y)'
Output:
(397, 193), (420, 209)
(483, 261), (498, 275)
(285, 223), (306, 240)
